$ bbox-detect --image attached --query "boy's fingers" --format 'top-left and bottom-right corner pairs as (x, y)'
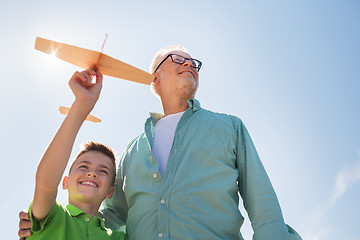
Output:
(84, 68), (96, 75)
(73, 71), (85, 82)
(72, 71), (91, 87)
(19, 218), (32, 228)
(19, 210), (30, 220)
(80, 72), (91, 83)
(18, 215), (32, 238)
(18, 229), (32, 238)
(81, 69), (98, 86)
(95, 68), (103, 84)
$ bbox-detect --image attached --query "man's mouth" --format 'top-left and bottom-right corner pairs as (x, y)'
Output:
(179, 70), (194, 77)
(80, 181), (98, 188)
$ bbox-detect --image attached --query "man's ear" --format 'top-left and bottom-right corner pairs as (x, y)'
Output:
(152, 72), (160, 85)
(62, 176), (69, 190)
(106, 187), (115, 199)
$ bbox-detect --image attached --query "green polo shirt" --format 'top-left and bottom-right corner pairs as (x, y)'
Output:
(28, 201), (127, 240)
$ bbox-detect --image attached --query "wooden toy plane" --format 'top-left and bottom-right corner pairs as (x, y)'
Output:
(35, 37), (154, 85)
(35, 37), (154, 122)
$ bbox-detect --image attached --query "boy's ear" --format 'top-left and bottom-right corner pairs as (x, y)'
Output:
(106, 187), (115, 199)
(62, 176), (69, 190)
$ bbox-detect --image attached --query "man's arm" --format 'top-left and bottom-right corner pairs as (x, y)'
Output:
(32, 68), (103, 221)
(100, 150), (129, 230)
(236, 120), (290, 239)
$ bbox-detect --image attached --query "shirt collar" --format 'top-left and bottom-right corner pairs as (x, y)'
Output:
(66, 204), (107, 230)
(187, 98), (201, 112)
(149, 98), (201, 121)
(66, 204), (84, 217)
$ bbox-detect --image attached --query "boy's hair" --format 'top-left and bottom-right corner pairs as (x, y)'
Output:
(69, 141), (117, 186)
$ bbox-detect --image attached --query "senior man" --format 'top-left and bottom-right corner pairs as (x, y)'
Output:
(19, 46), (301, 240)
(100, 46), (301, 240)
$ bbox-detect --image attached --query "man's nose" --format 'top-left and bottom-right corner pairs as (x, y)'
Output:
(182, 59), (194, 68)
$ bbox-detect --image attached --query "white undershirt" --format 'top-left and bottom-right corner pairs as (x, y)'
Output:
(152, 111), (185, 176)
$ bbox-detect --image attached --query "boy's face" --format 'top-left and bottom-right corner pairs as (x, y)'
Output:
(63, 151), (115, 206)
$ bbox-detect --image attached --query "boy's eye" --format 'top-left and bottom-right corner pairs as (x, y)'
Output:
(79, 165), (88, 169)
(100, 169), (109, 175)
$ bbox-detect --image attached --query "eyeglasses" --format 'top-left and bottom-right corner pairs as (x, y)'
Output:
(154, 54), (202, 72)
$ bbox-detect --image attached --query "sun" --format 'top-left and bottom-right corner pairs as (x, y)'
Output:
(50, 49), (57, 58)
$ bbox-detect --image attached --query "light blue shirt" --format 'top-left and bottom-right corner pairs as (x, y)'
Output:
(101, 99), (301, 240)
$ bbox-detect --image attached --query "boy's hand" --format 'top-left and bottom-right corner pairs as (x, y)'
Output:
(69, 68), (103, 112)
(18, 210), (32, 239)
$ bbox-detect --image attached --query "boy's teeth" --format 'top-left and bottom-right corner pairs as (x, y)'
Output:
(82, 181), (97, 187)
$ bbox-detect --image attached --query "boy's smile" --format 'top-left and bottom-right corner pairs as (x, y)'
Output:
(79, 180), (99, 188)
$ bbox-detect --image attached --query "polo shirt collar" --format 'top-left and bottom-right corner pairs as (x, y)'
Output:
(66, 204), (84, 217)
(66, 204), (107, 230)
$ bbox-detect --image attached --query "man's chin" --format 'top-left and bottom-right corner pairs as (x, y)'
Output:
(177, 84), (197, 98)
(179, 76), (197, 86)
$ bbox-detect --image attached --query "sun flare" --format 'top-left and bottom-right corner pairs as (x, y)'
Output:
(50, 50), (57, 58)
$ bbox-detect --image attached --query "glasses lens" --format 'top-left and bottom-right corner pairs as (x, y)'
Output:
(170, 54), (202, 71)
(192, 59), (201, 69)
(171, 55), (185, 64)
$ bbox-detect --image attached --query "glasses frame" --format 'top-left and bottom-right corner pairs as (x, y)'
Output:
(154, 54), (202, 73)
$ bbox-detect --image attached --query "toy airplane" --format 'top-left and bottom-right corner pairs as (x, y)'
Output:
(35, 36), (154, 122)
(35, 37), (154, 85)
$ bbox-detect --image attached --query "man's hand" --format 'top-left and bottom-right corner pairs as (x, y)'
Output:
(18, 210), (31, 240)
(69, 67), (103, 113)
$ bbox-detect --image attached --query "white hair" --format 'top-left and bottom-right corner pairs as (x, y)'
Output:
(149, 45), (190, 97)
(149, 45), (189, 73)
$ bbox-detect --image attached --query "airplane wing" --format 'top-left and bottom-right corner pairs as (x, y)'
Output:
(35, 37), (154, 85)
(59, 106), (101, 123)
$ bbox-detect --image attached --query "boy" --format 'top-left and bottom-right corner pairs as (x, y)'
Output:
(27, 68), (126, 239)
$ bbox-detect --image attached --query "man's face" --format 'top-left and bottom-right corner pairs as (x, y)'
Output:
(63, 151), (115, 206)
(154, 51), (200, 99)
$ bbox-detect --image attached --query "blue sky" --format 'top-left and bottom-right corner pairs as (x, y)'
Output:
(1, 1), (359, 239)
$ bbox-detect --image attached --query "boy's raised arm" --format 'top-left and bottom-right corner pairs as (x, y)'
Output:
(31, 68), (103, 221)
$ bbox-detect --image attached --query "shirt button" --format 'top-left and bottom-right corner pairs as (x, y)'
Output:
(85, 217), (90, 222)
(168, 171), (172, 176)
(153, 173), (158, 179)
(174, 149), (177, 153)
(159, 233), (164, 238)
(160, 199), (165, 204)
(150, 156), (153, 160)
